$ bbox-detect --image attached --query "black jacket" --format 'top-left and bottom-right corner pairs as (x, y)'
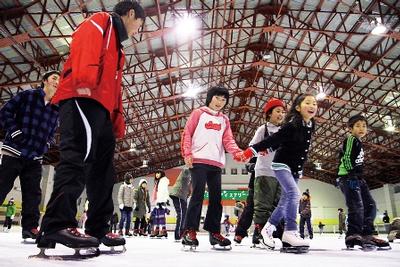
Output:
(251, 120), (314, 178)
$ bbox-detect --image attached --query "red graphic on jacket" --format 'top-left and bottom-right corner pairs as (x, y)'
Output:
(205, 121), (222, 131)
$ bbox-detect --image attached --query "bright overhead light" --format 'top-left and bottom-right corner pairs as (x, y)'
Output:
(183, 82), (202, 98)
(383, 115), (396, 132)
(262, 53), (271, 60)
(129, 142), (137, 152)
(175, 13), (200, 40)
(316, 85), (327, 101)
(141, 159), (148, 168)
(371, 17), (387, 35)
(314, 162), (322, 170)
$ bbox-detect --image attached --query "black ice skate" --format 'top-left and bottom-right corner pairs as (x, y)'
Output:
(233, 235), (243, 245)
(29, 228), (100, 260)
(22, 228), (39, 240)
(363, 235), (391, 250)
(182, 229), (199, 251)
(251, 224), (263, 248)
(99, 232), (127, 253)
(209, 232), (232, 250)
(157, 227), (168, 238)
(344, 234), (375, 251)
(280, 231), (309, 254)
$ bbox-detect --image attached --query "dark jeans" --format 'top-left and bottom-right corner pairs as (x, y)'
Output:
(0, 155), (41, 231)
(119, 209), (132, 231)
(133, 216), (147, 231)
(299, 216), (313, 238)
(253, 175), (281, 225)
(109, 223), (117, 233)
(184, 164), (222, 233)
(235, 171), (254, 237)
(170, 195), (187, 240)
(40, 98), (116, 239)
(3, 216), (13, 229)
(338, 176), (376, 236)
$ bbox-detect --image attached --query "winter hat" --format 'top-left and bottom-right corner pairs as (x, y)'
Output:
(302, 191), (310, 198)
(263, 98), (285, 114)
(205, 86), (230, 107)
(41, 70), (60, 88)
(139, 178), (147, 186)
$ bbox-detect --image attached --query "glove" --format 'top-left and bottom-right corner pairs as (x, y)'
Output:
(166, 199), (170, 206)
(10, 215), (14, 220)
(119, 204), (124, 210)
(134, 207), (139, 211)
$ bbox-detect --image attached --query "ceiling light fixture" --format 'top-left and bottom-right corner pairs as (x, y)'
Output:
(371, 17), (387, 35)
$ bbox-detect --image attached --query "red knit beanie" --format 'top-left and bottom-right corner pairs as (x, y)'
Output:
(263, 98), (285, 113)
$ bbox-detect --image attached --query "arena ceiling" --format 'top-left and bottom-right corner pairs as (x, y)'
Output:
(0, 0), (399, 189)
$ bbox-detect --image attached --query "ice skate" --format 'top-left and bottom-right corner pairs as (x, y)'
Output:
(29, 228), (100, 260)
(157, 227), (168, 238)
(250, 224), (263, 248)
(233, 235), (243, 245)
(99, 232), (127, 253)
(182, 229), (199, 251)
(22, 228), (39, 240)
(280, 230), (309, 254)
(209, 232), (232, 250)
(125, 230), (133, 237)
(150, 227), (160, 238)
(363, 235), (391, 250)
(139, 229), (148, 237)
(344, 234), (375, 251)
(260, 222), (276, 250)
(133, 229), (139, 236)
(387, 230), (400, 243)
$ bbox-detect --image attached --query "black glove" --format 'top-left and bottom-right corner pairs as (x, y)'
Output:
(134, 207), (139, 211)
(166, 200), (171, 206)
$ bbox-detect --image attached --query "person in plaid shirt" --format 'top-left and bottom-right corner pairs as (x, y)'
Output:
(0, 70), (60, 240)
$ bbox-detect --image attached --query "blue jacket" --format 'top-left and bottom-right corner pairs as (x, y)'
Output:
(0, 88), (59, 160)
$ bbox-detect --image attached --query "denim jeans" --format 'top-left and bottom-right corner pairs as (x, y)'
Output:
(268, 169), (300, 231)
(119, 209), (132, 231)
(338, 176), (376, 236)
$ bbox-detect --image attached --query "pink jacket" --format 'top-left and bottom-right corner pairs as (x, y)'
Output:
(181, 107), (241, 168)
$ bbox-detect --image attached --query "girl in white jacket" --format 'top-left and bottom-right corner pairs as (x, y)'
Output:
(151, 170), (170, 237)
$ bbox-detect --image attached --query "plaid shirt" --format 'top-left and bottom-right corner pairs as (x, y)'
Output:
(0, 88), (59, 160)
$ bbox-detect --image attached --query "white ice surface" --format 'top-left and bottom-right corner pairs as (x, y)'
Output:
(0, 226), (399, 267)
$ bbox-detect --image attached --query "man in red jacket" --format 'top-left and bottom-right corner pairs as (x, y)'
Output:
(37, 1), (145, 251)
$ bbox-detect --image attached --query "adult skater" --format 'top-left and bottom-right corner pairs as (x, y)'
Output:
(237, 93), (319, 253)
(169, 169), (191, 241)
(36, 1), (146, 254)
(132, 178), (151, 236)
(118, 173), (135, 236)
(299, 190), (313, 239)
(337, 114), (390, 249)
(151, 170), (170, 238)
(181, 86), (243, 250)
(0, 70), (60, 240)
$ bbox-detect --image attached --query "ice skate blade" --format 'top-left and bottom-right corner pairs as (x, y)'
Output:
(211, 245), (232, 251)
(29, 247), (100, 260)
(280, 246), (309, 254)
(21, 239), (36, 244)
(182, 245), (198, 252)
(343, 245), (376, 252)
(88, 245), (127, 254)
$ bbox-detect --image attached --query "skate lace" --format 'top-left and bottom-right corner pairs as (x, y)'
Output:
(187, 230), (197, 240)
(67, 228), (86, 237)
(212, 233), (225, 241)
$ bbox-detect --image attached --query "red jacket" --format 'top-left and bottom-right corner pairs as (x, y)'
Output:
(52, 12), (125, 138)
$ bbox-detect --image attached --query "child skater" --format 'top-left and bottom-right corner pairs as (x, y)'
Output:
(337, 114), (390, 249)
(3, 198), (16, 232)
(234, 98), (286, 247)
(151, 170), (170, 238)
(181, 86), (243, 249)
(237, 93), (318, 252)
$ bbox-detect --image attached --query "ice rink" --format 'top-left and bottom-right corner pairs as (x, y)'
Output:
(0, 226), (399, 267)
